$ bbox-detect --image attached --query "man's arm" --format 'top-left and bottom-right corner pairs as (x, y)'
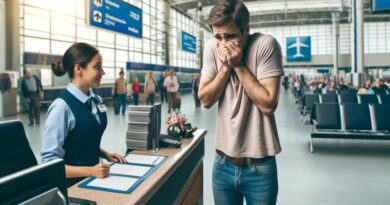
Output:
(233, 67), (281, 115)
(223, 40), (282, 115)
(198, 66), (231, 109)
(36, 76), (43, 92)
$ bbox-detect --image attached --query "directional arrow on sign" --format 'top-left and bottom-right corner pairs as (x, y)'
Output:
(93, 11), (102, 23)
(94, 0), (102, 7)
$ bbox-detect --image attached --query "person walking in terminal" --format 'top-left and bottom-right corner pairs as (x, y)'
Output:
(144, 71), (157, 105)
(191, 73), (201, 107)
(21, 68), (44, 126)
(164, 69), (179, 113)
(157, 71), (168, 103)
(131, 77), (140, 105)
(198, 0), (284, 204)
(41, 43), (127, 187)
(113, 69), (127, 115)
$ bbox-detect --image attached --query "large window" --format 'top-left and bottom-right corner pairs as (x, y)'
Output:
(20, 0), (174, 86)
(252, 22), (390, 57)
(169, 9), (198, 69)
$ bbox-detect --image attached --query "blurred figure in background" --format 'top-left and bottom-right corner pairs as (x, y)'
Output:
(192, 73), (201, 107)
(164, 69), (179, 113)
(113, 69), (127, 115)
(21, 68), (44, 126)
(157, 70), (168, 103)
(144, 71), (156, 105)
(372, 78), (389, 95)
(358, 80), (374, 94)
(131, 77), (140, 105)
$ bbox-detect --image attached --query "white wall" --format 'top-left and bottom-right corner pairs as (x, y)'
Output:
(0, 0), (5, 72)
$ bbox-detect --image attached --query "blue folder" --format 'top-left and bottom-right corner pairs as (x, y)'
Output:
(79, 154), (167, 194)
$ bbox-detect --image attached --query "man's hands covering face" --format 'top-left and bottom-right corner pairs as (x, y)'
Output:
(217, 41), (243, 68)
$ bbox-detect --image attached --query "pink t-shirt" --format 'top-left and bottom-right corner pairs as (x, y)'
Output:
(201, 33), (284, 158)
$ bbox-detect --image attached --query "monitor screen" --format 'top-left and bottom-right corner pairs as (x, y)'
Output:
(0, 158), (67, 204)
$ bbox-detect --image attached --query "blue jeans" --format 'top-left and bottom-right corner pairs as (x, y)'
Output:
(115, 94), (127, 115)
(146, 93), (155, 105)
(212, 154), (278, 205)
(133, 94), (139, 105)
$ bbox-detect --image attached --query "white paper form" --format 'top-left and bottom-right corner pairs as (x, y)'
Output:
(125, 154), (164, 165)
(87, 175), (137, 191)
(110, 163), (151, 177)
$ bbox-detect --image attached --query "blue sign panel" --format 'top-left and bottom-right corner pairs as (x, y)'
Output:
(286, 36), (311, 62)
(181, 32), (197, 54)
(87, 0), (142, 38)
(372, 0), (390, 13)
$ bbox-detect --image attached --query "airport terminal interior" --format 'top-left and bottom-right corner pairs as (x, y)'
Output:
(1, 0), (390, 204)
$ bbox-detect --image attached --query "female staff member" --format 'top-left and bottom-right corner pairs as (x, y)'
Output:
(41, 43), (127, 187)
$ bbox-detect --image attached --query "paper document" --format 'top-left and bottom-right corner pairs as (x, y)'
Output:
(87, 175), (137, 191)
(110, 163), (151, 177)
(125, 154), (164, 165)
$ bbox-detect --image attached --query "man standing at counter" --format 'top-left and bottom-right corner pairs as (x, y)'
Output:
(198, 0), (284, 204)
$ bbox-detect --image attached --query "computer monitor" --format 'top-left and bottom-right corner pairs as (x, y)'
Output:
(0, 158), (67, 205)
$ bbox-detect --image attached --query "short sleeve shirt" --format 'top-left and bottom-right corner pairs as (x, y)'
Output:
(201, 33), (284, 158)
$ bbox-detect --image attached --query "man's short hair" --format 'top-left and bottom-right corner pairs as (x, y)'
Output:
(208, 0), (249, 33)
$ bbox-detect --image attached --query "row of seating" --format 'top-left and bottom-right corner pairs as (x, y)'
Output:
(310, 103), (390, 152)
(41, 82), (193, 106)
(301, 93), (390, 118)
(42, 86), (114, 105)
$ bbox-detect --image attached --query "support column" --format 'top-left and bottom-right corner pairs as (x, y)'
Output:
(5, 0), (20, 71)
(351, 0), (365, 86)
(196, 1), (204, 70)
(1, 0), (19, 117)
(0, 0), (5, 72)
(163, 1), (170, 66)
(332, 12), (340, 78)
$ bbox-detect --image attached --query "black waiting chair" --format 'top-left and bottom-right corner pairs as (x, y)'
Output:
(379, 95), (390, 104)
(0, 120), (37, 177)
(358, 94), (379, 104)
(312, 103), (341, 130)
(320, 94), (338, 103)
(372, 104), (390, 131)
(303, 94), (319, 112)
(339, 94), (358, 104)
(342, 103), (371, 131)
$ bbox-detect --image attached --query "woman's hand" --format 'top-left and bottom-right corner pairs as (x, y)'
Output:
(90, 163), (111, 178)
(105, 152), (128, 163)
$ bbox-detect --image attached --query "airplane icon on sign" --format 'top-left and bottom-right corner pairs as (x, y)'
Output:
(288, 36), (309, 58)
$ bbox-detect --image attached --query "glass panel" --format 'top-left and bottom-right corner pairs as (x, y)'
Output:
(51, 41), (73, 55)
(25, 37), (50, 53)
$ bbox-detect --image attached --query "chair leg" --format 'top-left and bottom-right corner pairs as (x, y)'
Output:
(310, 137), (314, 153)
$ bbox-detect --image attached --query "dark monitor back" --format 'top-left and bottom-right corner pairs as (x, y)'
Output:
(0, 158), (67, 204)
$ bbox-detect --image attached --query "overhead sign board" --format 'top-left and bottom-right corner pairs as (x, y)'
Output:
(181, 31), (196, 54)
(371, 0), (390, 13)
(286, 36), (311, 62)
(86, 0), (142, 38)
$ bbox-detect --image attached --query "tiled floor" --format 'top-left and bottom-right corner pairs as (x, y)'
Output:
(2, 89), (390, 204)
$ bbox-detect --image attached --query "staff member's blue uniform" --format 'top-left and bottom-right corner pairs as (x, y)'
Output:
(41, 83), (107, 187)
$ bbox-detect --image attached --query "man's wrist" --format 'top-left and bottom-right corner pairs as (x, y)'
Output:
(233, 64), (246, 72)
(221, 66), (231, 74)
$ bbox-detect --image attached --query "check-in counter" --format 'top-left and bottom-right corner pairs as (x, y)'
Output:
(68, 129), (206, 205)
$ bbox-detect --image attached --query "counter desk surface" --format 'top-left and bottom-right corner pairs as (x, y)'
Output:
(68, 129), (206, 205)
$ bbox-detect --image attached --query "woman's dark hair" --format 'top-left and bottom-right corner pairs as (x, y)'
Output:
(51, 42), (99, 78)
